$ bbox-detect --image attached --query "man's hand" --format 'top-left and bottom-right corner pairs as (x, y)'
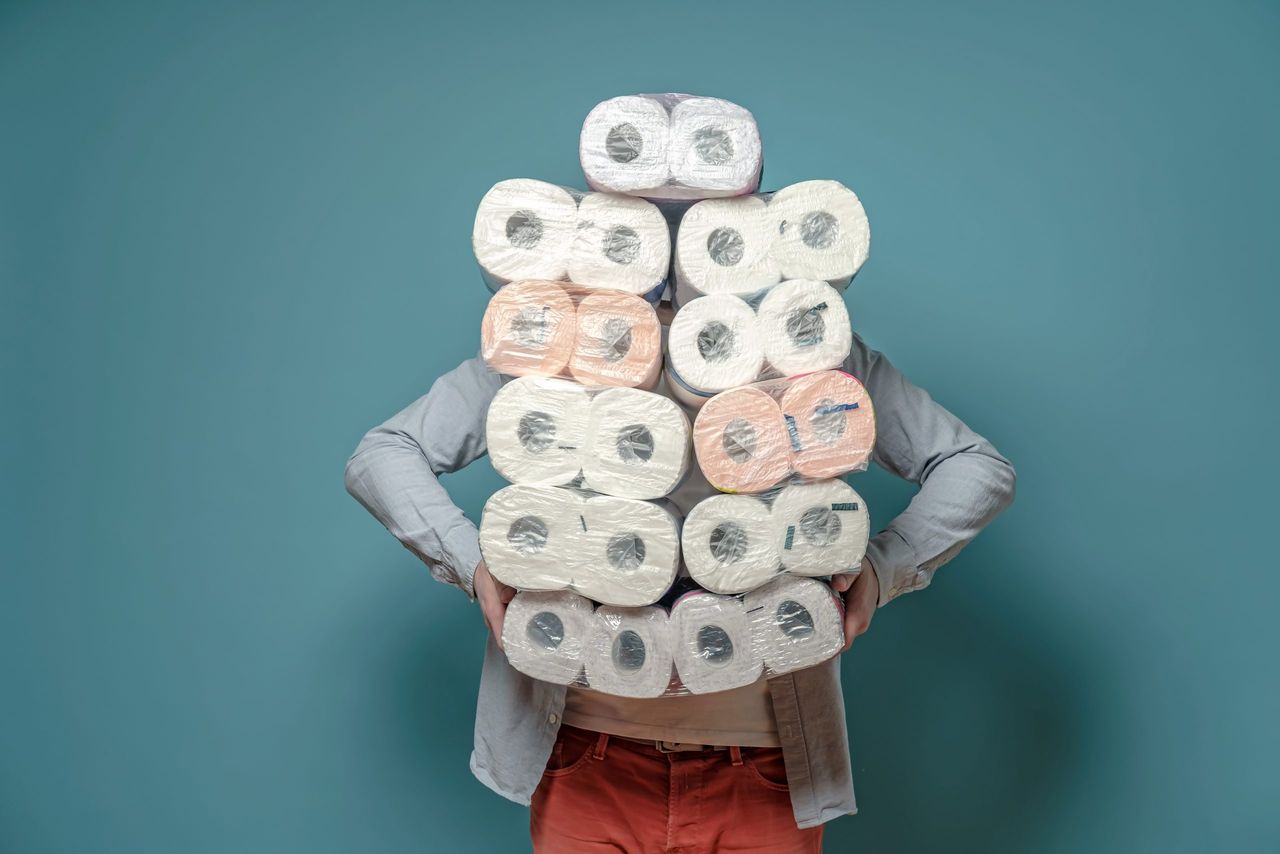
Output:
(474, 561), (516, 650)
(831, 558), (879, 652)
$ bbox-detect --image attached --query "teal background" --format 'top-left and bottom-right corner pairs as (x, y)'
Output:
(3, 0), (1277, 851)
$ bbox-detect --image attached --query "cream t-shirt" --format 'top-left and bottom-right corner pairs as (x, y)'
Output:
(562, 677), (780, 747)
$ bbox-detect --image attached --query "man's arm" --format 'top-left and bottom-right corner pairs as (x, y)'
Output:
(344, 356), (502, 598)
(848, 333), (1017, 607)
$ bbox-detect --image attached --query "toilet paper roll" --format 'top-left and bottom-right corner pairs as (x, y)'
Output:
(582, 387), (690, 500)
(667, 97), (763, 199)
(771, 480), (869, 576)
(779, 371), (877, 480)
(692, 387), (792, 494)
(769, 181), (871, 289)
(473, 179), (579, 287)
(480, 280), (578, 378)
(568, 291), (662, 389)
(681, 494), (781, 594)
(773, 371), (875, 481)
(479, 485), (582, 591)
(671, 592), (763, 694)
(580, 96), (672, 195)
(502, 590), (595, 685)
(583, 605), (673, 697)
(745, 576), (844, 676)
(757, 279), (853, 377)
(485, 377), (591, 486)
(573, 495), (680, 607)
(664, 295), (764, 409)
(567, 192), (670, 301)
(674, 196), (780, 304)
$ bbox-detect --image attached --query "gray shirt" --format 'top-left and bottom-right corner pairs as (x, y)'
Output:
(344, 333), (1015, 828)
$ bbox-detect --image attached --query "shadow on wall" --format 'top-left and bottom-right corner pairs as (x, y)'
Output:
(830, 546), (1081, 853)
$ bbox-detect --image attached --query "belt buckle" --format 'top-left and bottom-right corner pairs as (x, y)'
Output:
(656, 740), (706, 753)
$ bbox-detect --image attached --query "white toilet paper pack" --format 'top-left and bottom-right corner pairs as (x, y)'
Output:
(583, 605), (674, 697)
(479, 484), (583, 591)
(771, 480), (869, 577)
(670, 591), (763, 694)
(486, 376), (591, 486)
(745, 576), (845, 675)
(473, 179), (669, 300)
(502, 590), (596, 684)
(672, 179), (870, 303)
(756, 279), (853, 377)
(580, 93), (763, 201)
(581, 386), (691, 499)
(674, 196), (780, 304)
(574, 494), (681, 607)
(681, 494), (782, 594)
(664, 293), (764, 409)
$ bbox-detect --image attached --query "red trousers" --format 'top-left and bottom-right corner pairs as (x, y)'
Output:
(530, 725), (824, 853)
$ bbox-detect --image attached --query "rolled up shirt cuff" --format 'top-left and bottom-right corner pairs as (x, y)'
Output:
(439, 523), (483, 600)
(864, 529), (923, 607)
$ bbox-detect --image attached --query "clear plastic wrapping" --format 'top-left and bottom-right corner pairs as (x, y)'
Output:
(673, 180), (870, 306)
(480, 484), (681, 607)
(580, 94), (763, 201)
(485, 376), (691, 499)
(501, 576), (845, 697)
(663, 281), (853, 407)
(692, 370), (876, 493)
(480, 279), (662, 389)
(472, 179), (671, 301)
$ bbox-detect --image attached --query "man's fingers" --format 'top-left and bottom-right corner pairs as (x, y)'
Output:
(830, 573), (855, 593)
(499, 585), (516, 605)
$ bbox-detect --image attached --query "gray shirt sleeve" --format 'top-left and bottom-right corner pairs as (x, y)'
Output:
(344, 356), (502, 599)
(847, 333), (1017, 606)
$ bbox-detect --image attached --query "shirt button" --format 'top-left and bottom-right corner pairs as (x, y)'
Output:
(548, 713), (559, 725)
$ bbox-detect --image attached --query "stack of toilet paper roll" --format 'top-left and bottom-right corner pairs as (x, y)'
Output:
(471, 91), (882, 698)
(674, 180), (871, 305)
(480, 484), (682, 607)
(692, 370), (877, 493)
(664, 280), (853, 408)
(486, 377), (690, 497)
(680, 480), (869, 593)
(481, 279), (663, 388)
(473, 179), (671, 301)
(501, 575), (846, 694)
(580, 94), (762, 201)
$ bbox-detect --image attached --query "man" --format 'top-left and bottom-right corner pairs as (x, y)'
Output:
(345, 327), (1015, 853)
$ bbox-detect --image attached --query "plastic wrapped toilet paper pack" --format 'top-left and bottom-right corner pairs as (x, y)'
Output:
(479, 485), (583, 590)
(580, 93), (762, 201)
(502, 580), (846, 697)
(583, 605), (674, 698)
(581, 386), (691, 499)
(674, 196), (780, 304)
(692, 370), (877, 493)
(473, 179), (669, 300)
(486, 376), (592, 486)
(480, 281), (661, 388)
(771, 480), (869, 576)
(756, 279), (853, 377)
(672, 180), (870, 304)
(502, 590), (596, 684)
(664, 293), (764, 409)
(681, 493), (781, 594)
(670, 591), (764, 694)
(574, 494), (681, 607)
(665, 280), (852, 407)
(486, 378), (692, 497)
(480, 485), (681, 605)
(744, 576), (845, 676)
